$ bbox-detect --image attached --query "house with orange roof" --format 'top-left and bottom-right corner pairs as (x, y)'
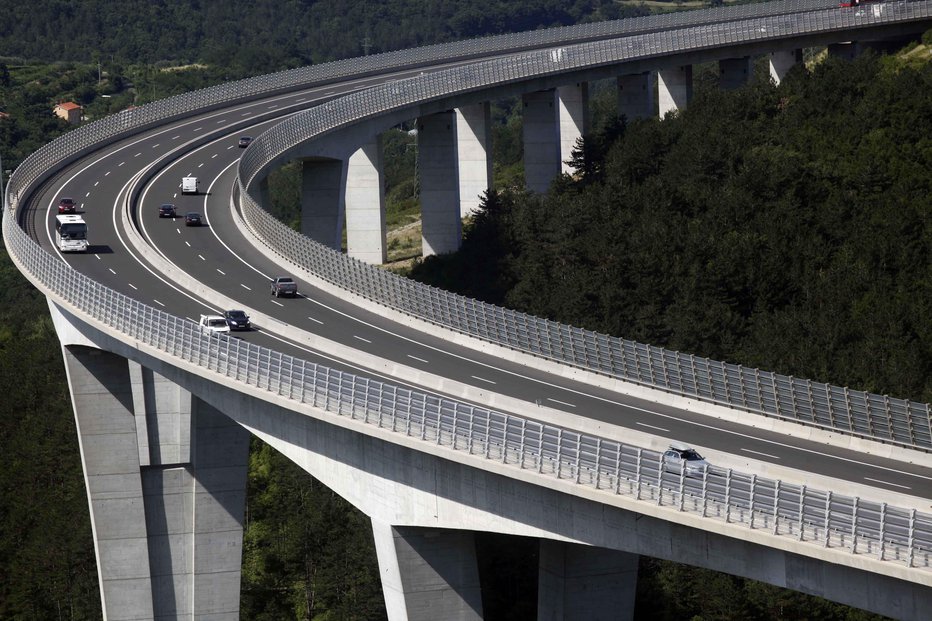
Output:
(53, 101), (82, 125)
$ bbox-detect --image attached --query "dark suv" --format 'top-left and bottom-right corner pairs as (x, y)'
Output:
(158, 203), (176, 218)
(223, 309), (251, 331)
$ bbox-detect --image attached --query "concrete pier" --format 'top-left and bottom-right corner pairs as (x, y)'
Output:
(657, 65), (693, 117)
(557, 83), (590, 175)
(523, 90), (561, 193)
(769, 49), (803, 85)
(373, 522), (484, 621)
(344, 137), (387, 264)
(419, 111), (462, 256)
(719, 56), (752, 90)
(538, 540), (639, 621)
(300, 158), (344, 249)
(828, 42), (859, 61)
(64, 346), (249, 620)
(455, 103), (493, 218)
(617, 72), (656, 122)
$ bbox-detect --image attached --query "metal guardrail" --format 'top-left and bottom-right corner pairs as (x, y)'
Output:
(237, 0), (932, 452)
(3, 208), (931, 572)
(3, 0), (932, 575)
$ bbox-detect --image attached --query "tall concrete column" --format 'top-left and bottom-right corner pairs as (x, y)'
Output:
(65, 346), (155, 620)
(538, 540), (639, 621)
(64, 347), (249, 620)
(344, 137), (387, 264)
(719, 56), (752, 90)
(300, 158), (344, 250)
(455, 103), (493, 218)
(522, 89), (561, 193)
(419, 111), (462, 256)
(828, 42), (859, 61)
(617, 72), (656, 122)
(657, 65), (693, 117)
(769, 49), (803, 85)
(372, 521), (483, 621)
(557, 82), (590, 175)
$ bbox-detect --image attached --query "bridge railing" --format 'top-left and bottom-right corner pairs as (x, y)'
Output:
(236, 1), (932, 450)
(3, 205), (930, 572)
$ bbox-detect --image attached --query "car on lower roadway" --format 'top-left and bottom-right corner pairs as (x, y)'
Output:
(662, 443), (709, 477)
(184, 212), (203, 226)
(199, 314), (231, 334)
(238, 136), (253, 148)
(159, 203), (176, 218)
(270, 277), (298, 298)
(223, 309), (251, 331)
(58, 197), (77, 214)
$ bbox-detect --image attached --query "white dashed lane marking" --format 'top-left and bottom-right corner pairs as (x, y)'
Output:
(128, 283), (138, 290)
(636, 422), (669, 433)
(353, 335), (372, 343)
(547, 398), (576, 408)
(216, 269), (225, 275)
(864, 477), (911, 490)
(471, 375), (496, 385)
(153, 299), (165, 307)
(741, 448), (780, 460)
(240, 284), (251, 291)
(108, 268), (116, 275)
(308, 316), (324, 325)
(407, 355), (428, 363)
(271, 300), (283, 307)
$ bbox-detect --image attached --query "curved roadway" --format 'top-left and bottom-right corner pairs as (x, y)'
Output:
(19, 25), (932, 506)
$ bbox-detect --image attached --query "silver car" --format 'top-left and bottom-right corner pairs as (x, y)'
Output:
(662, 443), (709, 477)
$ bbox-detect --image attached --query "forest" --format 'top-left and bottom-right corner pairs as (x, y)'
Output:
(0, 0), (929, 619)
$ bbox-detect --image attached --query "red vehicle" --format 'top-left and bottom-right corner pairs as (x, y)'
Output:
(839, 0), (876, 8)
(57, 197), (77, 214)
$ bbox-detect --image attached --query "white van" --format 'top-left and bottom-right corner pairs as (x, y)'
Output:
(181, 176), (199, 194)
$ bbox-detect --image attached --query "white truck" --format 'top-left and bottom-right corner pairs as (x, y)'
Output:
(181, 176), (199, 194)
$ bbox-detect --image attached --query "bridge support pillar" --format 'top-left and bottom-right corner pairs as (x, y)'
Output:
(419, 111), (462, 257)
(300, 158), (344, 250)
(828, 42), (859, 61)
(345, 136), (387, 264)
(719, 56), (752, 90)
(769, 49), (803, 85)
(657, 65), (692, 117)
(372, 521), (483, 621)
(537, 540), (638, 621)
(455, 103), (493, 218)
(617, 72), (655, 122)
(558, 82), (589, 175)
(522, 89), (561, 193)
(64, 346), (249, 620)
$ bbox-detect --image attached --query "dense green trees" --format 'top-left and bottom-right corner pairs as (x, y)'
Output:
(0, 0), (640, 68)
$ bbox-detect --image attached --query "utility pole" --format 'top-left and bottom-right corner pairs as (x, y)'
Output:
(0, 151), (6, 212)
